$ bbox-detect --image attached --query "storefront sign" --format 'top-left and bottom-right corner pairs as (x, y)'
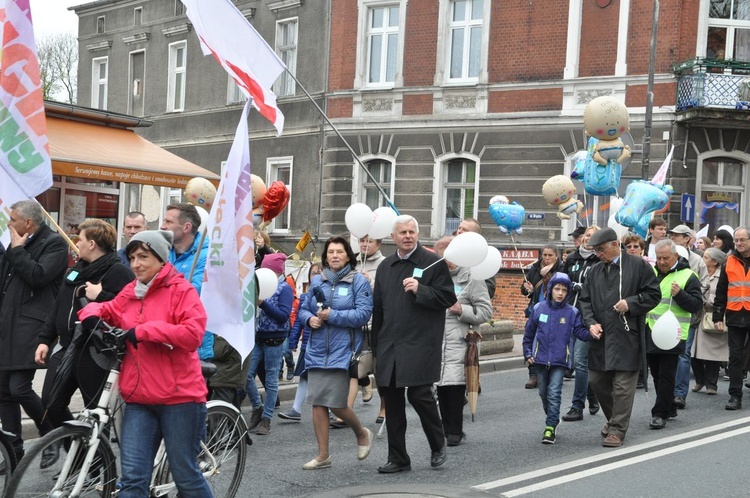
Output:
(499, 249), (538, 270)
(53, 160), (199, 189)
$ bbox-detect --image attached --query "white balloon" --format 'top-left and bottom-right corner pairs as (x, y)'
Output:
(255, 268), (279, 300)
(675, 245), (689, 260)
(369, 207), (398, 239)
(607, 198), (630, 239)
(345, 203), (374, 238)
(651, 310), (682, 350)
(470, 246), (503, 281)
(195, 206), (209, 233)
(718, 225), (734, 236)
(444, 232), (488, 268)
(350, 234), (360, 255)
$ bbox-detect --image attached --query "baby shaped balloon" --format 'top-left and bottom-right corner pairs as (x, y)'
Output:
(542, 175), (584, 220)
(583, 96), (632, 167)
(572, 137), (623, 196)
(614, 180), (674, 230)
(489, 196), (525, 235)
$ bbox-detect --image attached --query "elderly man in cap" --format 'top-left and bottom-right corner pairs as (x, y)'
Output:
(579, 227), (660, 447)
(669, 224), (708, 409)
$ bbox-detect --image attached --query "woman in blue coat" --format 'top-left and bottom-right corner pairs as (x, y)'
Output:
(297, 236), (373, 470)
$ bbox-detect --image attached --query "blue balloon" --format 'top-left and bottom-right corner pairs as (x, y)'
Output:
(572, 137), (621, 196)
(633, 213), (652, 238)
(615, 180), (674, 229)
(489, 200), (525, 235)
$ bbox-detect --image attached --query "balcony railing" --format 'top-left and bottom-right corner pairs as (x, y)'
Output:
(673, 58), (750, 111)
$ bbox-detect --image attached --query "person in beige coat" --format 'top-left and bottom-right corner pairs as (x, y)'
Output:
(433, 237), (493, 446)
(691, 247), (729, 395)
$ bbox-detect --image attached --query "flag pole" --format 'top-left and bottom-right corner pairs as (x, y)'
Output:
(39, 203), (80, 255)
(285, 71), (400, 216)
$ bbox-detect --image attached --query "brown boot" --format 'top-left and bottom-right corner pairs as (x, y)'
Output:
(525, 376), (538, 389)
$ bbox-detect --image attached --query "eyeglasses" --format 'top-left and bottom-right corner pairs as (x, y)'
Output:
(626, 244), (642, 250)
(735, 238), (749, 244)
(593, 245), (608, 253)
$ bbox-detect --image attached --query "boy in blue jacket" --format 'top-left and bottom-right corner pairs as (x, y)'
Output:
(523, 272), (601, 444)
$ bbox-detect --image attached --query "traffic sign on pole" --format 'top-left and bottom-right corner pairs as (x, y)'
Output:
(681, 193), (695, 223)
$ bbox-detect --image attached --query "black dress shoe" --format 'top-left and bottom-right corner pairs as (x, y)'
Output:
(430, 446), (447, 468)
(40, 442), (61, 470)
(649, 416), (666, 429)
(589, 400), (600, 415)
(562, 408), (583, 421)
(726, 396), (742, 410)
(377, 461), (411, 473)
(446, 433), (463, 446)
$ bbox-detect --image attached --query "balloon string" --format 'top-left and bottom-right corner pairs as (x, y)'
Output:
(510, 233), (529, 284)
(419, 257), (445, 275)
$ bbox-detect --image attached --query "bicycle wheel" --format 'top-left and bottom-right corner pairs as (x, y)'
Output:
(0, 430), (18, 493)
(152, 403), (247, 498)
(6, 425), (118, 497)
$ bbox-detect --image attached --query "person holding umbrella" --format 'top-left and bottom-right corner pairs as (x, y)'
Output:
(35, 219), (133, 467)
(432, 237), (492, 446)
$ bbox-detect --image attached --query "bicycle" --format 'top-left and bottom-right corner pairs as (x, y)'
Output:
(0, 428), (18, 493)
(6, 322), (250, 497)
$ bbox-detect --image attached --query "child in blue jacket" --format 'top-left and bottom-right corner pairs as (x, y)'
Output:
(523, 272), (601, 444)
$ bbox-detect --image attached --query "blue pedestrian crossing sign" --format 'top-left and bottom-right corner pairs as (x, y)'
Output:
(681, 193), (695, 223)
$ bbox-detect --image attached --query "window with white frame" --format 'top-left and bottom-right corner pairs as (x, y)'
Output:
(448, 0), (484, 81)
(706, 0), (750, 60)
(361, 159), (393, 210)
(267, 157), (292, 232)
(91, 57), (108, 110)
(227, 77), (248, 104)
(96, 16), (105, 34)
(366, 4), (400, 86)
(167, 41), (187, 112)
(274, 18), (297, 97)
(699, 157), (745, 235)
(134, 7), (142, 26)
(442, 159), (477, 236)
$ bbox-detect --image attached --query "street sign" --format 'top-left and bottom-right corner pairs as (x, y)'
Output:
(681, 193), (695, 223)
(526, 213), (545, 220)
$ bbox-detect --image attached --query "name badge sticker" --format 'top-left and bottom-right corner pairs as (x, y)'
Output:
(337, 287), (349, 296)
(412, 268), (424, 279)
(67, 271), (79, 281)
(539, 314), (548, 323)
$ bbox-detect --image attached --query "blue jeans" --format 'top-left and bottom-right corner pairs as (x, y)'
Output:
(535, 364), (565, 428)
(119, 402), (211, 498)
(246, 342), (283, 419)
(674, 325), (696, 399)
(570, 340), (597, 411)
(280, 339), (294, 371)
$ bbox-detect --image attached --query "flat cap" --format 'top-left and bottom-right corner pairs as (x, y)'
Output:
(568, 226), (586, 238)
(668, 224), (692, 235)
(588, 227), (617, 247)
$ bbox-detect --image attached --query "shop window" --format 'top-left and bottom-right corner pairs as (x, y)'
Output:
(274, 18), (297, 97)
(360, 159), (393, 211)
(267, 157), (292, 232)
(167, 41), (187, 112)
(91, 57), (108, 110)
(699, 158), (744, 235)
(442, 158), (477, 236)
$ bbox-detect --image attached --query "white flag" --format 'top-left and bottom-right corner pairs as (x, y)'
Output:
(201, 101), (256, 361)
(0, 0), (53, 246)
(651, 145), (674, 186)
(181, 0), (286, 135)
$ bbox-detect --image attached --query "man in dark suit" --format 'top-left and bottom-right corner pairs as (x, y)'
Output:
(372, 215), (457, 473)
(0, 200), (68, 460)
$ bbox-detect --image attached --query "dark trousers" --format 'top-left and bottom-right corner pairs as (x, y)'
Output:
(647, 353), (679, 418)
(691, 358), (721, 390)
(727, 326), (750, 398)
(380, 374), (445, 466)
(436, 384), (465, 437)
(0, 369), (52, 455)
(41, 347), (108, 429)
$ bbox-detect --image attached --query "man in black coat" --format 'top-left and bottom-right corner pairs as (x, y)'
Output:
(372, 215), (457, 473)
(579, 228), (661, 448)
(0, 200), (68, 459)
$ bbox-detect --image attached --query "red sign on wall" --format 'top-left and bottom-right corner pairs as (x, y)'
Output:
(499, 249), (538, 270)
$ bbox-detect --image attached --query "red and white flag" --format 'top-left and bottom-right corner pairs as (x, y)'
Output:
(0, 0), (52, 246)
(181, 0), (286, 135)
(201, 101), (257, 361)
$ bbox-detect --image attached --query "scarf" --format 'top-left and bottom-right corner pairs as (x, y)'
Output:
(323, 265), (352, 287)
(64, 251), (122, 288)
(134, 272), (160, 299)
(578, 246), (594, 260)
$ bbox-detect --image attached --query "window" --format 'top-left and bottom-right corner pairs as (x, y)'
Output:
(699, 157), (745, 235)
(267, 157), (292, 232)
(366, 5), (400, 86)
(175, 0), (184, 16)
(227, 77), (248, 104)
(134, 7), (142, 26)
(129, 51), (145, 116)
(274, 18), (297, 97)
(167, 41), (187, 112)
(91, 57), (108, 110)
(707, 0), (750, 60)
(447, 0), (483, 81)
(361, 160), (393, 210)
(442, 159), (477, 236)
(96, 16), (105, 34)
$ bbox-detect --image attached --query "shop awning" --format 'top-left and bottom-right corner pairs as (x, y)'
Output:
(46, 116), (220, 189)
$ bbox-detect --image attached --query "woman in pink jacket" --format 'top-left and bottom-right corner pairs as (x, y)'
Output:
(79, 230), (211, 498)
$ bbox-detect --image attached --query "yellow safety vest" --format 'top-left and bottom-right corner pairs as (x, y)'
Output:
(646, 267), (694, 340)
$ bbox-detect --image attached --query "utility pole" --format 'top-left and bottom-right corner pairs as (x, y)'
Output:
(642, 0), (660, 180)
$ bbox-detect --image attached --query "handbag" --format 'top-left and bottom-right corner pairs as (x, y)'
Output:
(349, 323), (373, 379)
(701, 308), (725, 333)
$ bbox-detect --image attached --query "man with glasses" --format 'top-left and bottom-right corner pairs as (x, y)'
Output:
(580, 228), (660, 447)
(712, 227), (750, 410)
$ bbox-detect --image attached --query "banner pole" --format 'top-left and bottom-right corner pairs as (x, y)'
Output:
(39, 204), (79, 255)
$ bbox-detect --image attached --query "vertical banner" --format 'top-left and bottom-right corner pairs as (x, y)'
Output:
(0, 0), (52, 245)
(201, 101), (256, 361)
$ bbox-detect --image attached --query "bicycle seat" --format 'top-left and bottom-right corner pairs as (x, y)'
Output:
(200, 361), (218, 379)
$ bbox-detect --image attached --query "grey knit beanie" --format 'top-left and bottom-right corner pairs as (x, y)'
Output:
(131, 230), (173, 263)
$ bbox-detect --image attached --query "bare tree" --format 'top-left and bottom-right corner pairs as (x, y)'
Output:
(37, 33), (78, 104)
